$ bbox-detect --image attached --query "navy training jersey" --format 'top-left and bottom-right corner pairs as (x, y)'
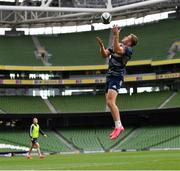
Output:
(106, 44), (133, 77)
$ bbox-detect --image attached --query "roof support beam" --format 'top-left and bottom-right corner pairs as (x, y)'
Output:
(0, 0), (169, 13)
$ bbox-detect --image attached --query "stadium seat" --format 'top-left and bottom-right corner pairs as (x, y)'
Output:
(115, 125), (180, 150)
(0, 19), (179, 66)
(58, 127), (134, 151)
(38, 29), (110, 66)
(0, 96), (50, 113)
(0, 130), (71, 152)
(0, 36), (42, 66)
(1, 125), (180, 153)
(49, 91), (173, 113)
(38, 18), (180, 65)
(49, 94), (106, 113)
(0, 91), (174, 114)
(116, 91), (173, 110)
(164, 91), (180, 108)
(126, 19), (180, 60)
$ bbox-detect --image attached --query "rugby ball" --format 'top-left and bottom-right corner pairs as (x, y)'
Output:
(101, 12), (112, 24)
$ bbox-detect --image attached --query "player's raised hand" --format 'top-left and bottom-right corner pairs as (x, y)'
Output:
(112, 25), (121, 35)
(96, 37), (104, 47)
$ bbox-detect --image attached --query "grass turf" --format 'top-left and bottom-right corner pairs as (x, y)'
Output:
(0, 150), (179, 170)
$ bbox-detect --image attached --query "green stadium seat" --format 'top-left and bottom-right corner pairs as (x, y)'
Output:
(58, 127), (134, 151)
(0, 130), (71, 153)
(117, 91), (173, 110)
(49, 91), (173, 113)
(116, 125), (180, 150)
(0, 96), (50, 113)
(0, 91), (174, 114)
(49, 94), (106, 113)
(38, 29), (110, 66)
(0, 36), (42, 66)
(164, 91), (180, 108)
(0, 19), (179, 66)
(123, 19), (180, 60)
(37, 18), (180, 66)
(1, 125), (180, 153)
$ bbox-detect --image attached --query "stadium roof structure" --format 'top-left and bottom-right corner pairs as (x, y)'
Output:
(0, 0), (179, 28)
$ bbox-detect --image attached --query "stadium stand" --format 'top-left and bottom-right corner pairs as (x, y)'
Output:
(95, 127), (134, 150)
(49, 91), (173, 113)
(0, 91), (174, 114)
(0, 130), (71, 152)
(0, 19), (179, 66)
(38, 29), (110, 66)
(38, 19), (180, 65)
(174, 52), (180, 58)
(0, 96), (50, 113)
(115, 125), (180, 150)
(0, 139), (20, 152)
(121, 18), (180, 60)
(59, 128), (103, 151)
(1, 125), (179, 153)
(0, 36), (42, 66)
(49, 94), (106, 113)
(164, 91), (180, 108)
(116, 91), (173, 110)
(58, 127), (134, 151)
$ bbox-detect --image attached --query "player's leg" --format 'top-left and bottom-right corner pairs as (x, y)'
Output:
(35, 142), (44, 159)
(28, 144), (34, 154)
(27, 143), (34, 159)
(106, 89), (124, 140)
(106, 89), (121, 125)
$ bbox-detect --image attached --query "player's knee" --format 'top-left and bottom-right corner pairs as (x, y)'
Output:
(106, 98), (114, 107)
(36, 143), (40, 148)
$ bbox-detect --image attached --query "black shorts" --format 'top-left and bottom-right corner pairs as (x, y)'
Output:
(105, 76), (123, 93)
(31, 138), (38, 144)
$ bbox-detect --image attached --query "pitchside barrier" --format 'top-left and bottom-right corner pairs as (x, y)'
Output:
(0, 72), (180, 85)
(0, 107), (180, 128)
(0, 58), (180, 71)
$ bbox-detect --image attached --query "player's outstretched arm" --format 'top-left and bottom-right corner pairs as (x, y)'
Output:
(39, 128), (47, 137)
(96, 37), (110, 58)
(112, 25), (124, 56)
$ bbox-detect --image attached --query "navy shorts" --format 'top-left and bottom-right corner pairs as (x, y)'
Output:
(31, 138), (38, 144)
(105, 76), (123, 93)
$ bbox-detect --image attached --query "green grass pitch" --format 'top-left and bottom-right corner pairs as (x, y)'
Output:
(0, 150), (179, 170)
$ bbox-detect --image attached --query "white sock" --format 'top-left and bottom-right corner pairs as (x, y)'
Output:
(115, 120), (122, 128)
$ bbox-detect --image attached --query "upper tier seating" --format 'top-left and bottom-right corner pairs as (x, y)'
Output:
(0, 36), (42, 66)
(0, 18), (179, 66)
(0, 96), (50, 113)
